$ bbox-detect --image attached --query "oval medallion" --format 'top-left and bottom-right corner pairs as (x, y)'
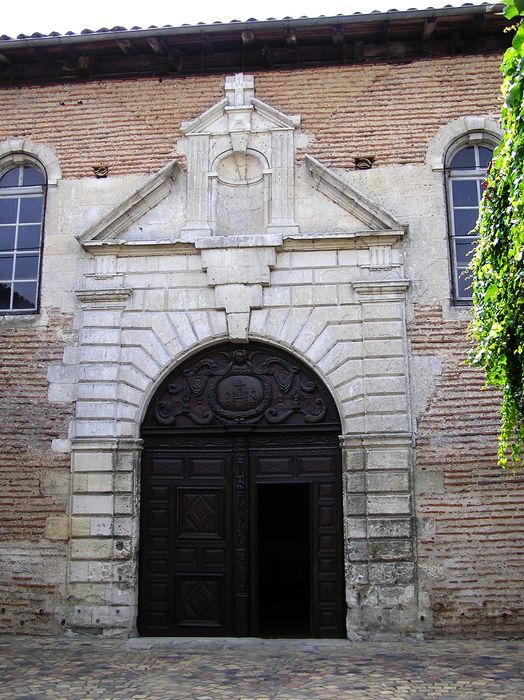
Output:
(216, 375), (264, 413)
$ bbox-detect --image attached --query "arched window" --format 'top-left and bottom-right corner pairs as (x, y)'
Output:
(0, 163), (46, 313)
(446, 141), (493, 302)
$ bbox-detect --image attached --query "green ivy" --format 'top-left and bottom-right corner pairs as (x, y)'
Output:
(470, 0), (524, 469)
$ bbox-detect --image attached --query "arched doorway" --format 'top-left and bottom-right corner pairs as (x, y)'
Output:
(138, 341), (346, 638)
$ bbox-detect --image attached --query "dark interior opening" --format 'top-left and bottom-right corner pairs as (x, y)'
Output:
(257, 483), (311, 636)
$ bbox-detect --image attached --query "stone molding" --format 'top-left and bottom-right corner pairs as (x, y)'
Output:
(77, 160), (182, 245)
(75, 288), (133, 308)
(0, 137), (62, 186)
(305, 155), (405, 233)
(426, 115), (501, 171)
(352, 280), (410, 301)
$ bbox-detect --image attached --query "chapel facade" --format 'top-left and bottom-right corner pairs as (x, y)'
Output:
(0, 4), (523, 639)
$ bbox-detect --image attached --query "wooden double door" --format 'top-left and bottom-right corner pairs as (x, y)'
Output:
(138, 431), (346, 638)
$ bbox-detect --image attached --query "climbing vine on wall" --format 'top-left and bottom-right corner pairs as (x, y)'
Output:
(470, 0), (524, 468)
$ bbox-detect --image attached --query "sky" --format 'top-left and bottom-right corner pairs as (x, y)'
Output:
(3, 0), (488, 37)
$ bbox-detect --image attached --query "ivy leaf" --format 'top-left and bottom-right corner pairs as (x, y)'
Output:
(506, 80), (523, 108)
(484, 283), (499, 302)
(513, 23), (524, 54)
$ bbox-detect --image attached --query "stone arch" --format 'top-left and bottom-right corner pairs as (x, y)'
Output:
(426, 116), (501, 171)
(0, 137), (62, 186)
(139, 338), (346, 637)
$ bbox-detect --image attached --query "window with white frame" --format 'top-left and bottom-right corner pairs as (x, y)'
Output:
(0, 163), (46, 312)
(446, 142), (493, 302)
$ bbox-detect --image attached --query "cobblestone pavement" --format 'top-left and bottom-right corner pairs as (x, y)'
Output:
(0, 636), (523, 699)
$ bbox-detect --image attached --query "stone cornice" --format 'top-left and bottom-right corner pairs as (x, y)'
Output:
(352, 279), (410, 300)
(75, 288), (133, 306)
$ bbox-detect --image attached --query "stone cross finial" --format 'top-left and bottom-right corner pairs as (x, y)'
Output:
(225, 73), (255, 107)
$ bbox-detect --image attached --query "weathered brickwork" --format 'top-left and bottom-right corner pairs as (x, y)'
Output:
(0, 311), (75, 634)
(0, 54), (501, 178)
(410, 306), (524, 638)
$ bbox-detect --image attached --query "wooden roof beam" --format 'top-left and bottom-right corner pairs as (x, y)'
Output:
(422, 17), (438, 40)
(148, 36), (168, 55)
(117, 39), (135, 56)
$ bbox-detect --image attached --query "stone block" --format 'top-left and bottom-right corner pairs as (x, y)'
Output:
(215, 284), (262, 313)
(91, 517), (113, 536)
(367, 494), (411, 516)
(368, 518), (412, 539)
(367, 539), (413, 561)
(346, 539), (368, 562)
(368, 562), (415, 585)
(366, 448), (411, 471)
(88, 561), (113, 583)
(114, 494), (134, 515)
(346, 563), (369, 585)
(114, 517), (135, 537)
(292, 250), (337, 268)
(86, 473), (113, 492)
(377, 584), (416, 607)
(114, 472), (133, 493)
(72, 494), (114, 515)
(345, 472), (366, 492)
(292, 285), (338, 306)
(271, 268), (313, 285)
(71, 517), (92, 537)
(346, 495), (367, 516)
(71, 538), (113, 560)
(48, 383), (75, 403)
(345, 518), (367, 538)
(227, 312), (250, 342)
(263, 286), (291, 307)
(366, 471), (410, 493)
(44, 515), (69, 541)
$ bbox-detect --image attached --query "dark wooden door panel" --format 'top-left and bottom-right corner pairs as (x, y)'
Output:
(139, 440), (345, 637)
(138, 450), (234, 636)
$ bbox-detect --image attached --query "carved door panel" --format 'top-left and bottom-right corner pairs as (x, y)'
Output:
(138, 445), (239, 636)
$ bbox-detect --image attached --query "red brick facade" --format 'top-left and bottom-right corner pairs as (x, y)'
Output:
(0, 55), (502, 178)
(411, 306), (524, 637)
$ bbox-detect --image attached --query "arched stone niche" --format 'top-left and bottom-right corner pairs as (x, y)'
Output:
(211, 149), (270, 236)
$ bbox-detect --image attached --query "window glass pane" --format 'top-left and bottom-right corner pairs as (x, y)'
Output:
(12, 281), (37, 309)
(453, 208), (478, 237)
(455, 239), (476, 265)
(450, 146), (475, 169)
(456, 267), (473, 298)
(0, 168), (21, 188)
(19, 196), (43, 224)
(22, 167), (44, 187)
(452, 179), (478, 206)
(0, 282), (11, 309)
(0, 255), (14, 280)
(0, 226), (16, 251)
(0, 198), (18, 224)
(478, 147), (493, 169)
(15, 254), (39, 280)
(17, 225), (42, 250)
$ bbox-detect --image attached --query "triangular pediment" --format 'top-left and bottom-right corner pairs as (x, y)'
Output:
(77, 160), (181, 245)
(305, 156), (404, 233)
(181, 74), (300, 137)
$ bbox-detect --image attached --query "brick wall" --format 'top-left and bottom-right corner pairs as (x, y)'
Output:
(410, 306), (524, 638)
(0, 54), (501, 178)
(0, 311), (75, 634)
